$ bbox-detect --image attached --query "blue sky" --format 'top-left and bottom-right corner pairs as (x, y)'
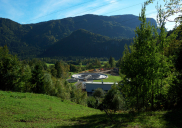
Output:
(0, 0), (180, 30)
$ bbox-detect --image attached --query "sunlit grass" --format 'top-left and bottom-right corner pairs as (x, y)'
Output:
(0, 90), (102, 128)
(46, 63), (54, 67)
(93, 74), (121, 83)
(0, 90), (182, 127)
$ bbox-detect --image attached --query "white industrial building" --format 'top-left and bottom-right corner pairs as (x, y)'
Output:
(83, 82), (118, 93)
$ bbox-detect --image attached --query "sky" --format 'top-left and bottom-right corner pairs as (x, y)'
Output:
(0, 0), (181, 31)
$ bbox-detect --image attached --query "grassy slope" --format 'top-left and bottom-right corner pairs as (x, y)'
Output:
(1, 91), (182, 128)
(0, 90), (103, 128)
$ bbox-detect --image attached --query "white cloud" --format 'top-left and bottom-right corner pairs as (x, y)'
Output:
(92, 2), (124, 15)
(31, 0), (74, 21)
(58, 0), (104, 18)
(57, 0), (126, 18)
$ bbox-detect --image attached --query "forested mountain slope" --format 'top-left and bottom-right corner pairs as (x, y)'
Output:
(0, 14), (157, 58)
(39, 29), (133, 59)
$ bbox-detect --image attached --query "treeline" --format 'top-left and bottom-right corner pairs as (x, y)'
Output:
(0, 46), (87, 106)
(119, 5), (182, 111)
(68, 56), (121, 72)
(21, 56), (109, 65)
(0, 45), (122, 109)
(86, 5), (182, 113)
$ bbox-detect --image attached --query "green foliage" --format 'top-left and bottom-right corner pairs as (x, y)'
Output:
(50, 67), (57, 77)
(116, 57), (122, 67)
(43, 73), (53, 94)
(55, 61), (62, 78)
(102, 84), (125, 112)
(39, 29), (133, 59)
(1, 14), (158, 59)
(87, 96), (98, 108)
(109, 56), (116, 68)
(0, 46), (22, 91)
(55, 61), (69, 78)
(30, 63), (45, 93)
(69, 64), (78, 72)
(0, 46), (87, 106)
(104, 62), (111, 68)
(71, 83), (87, 106)
(92, 88), (105, 98)
(86, 63), (94, 69)
(20, 64), (32, 92)
(94, 59), (102, 68)
(119, 4), (175, 111)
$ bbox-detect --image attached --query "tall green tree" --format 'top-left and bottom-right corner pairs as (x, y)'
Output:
(55, 61), (62, 78)
(20, 64), (32, 92)
(31, 63), (45, 93)
(0, 46), (22, 91)
(116, 57), (122, 67)
(109, 56), (116, 68)
(55, 61), (69, 79)
(94, 58), (101, 68)
(120, 3), (173, 111)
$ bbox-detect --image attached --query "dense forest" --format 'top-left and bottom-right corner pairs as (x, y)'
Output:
(39, 29), (133, 59)
(0, 14), (157, 59)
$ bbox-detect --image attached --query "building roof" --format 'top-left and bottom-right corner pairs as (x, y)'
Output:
(84, 82), (118, 84)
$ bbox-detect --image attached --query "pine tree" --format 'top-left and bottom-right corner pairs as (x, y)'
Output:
(109, 56), (116, 68)
(31, 63), (45, 93)
(0, 46), (22, 91)
(55, 61), (62, 78)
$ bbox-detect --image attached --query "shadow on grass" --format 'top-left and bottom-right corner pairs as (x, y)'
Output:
(54, 110), (182, 128)
(162, 109), (182, 128)
(54, 113), (134, 128)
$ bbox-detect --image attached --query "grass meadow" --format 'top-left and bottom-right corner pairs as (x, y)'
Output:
(46, 63), (54, 67)
(93, 74), (121, 83)
(1, 90), (182, 127)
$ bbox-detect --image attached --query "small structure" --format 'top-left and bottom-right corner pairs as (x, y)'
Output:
(83, 82), (118, 93)
(71, 73), (108, 81)
(66, 78), (79, 83)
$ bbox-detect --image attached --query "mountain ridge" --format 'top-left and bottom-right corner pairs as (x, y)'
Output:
(0, 14), (158, 59)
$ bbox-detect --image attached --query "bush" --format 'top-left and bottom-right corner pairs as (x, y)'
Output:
(44, 73), (53, 94)
(102, 84), (126, 112)
(93, 88), (105, 98)
(87, 96), (98, 108)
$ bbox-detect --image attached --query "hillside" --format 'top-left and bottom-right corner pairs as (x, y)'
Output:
(1, 90), (182, 127)
(0, 90), (102, 127)
(39, 29), (133, 59)
(0, 14), (157, 59)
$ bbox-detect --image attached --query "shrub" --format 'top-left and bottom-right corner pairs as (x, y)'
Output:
(87, 96), (97, 108)
(93, 88), (105, 98)
(102, 84), (126, 112)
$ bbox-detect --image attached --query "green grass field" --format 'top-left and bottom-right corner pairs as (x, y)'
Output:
(46, 63), (54, 67)
(1, 90), (182, 128)
(93, 74), (121, 82)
